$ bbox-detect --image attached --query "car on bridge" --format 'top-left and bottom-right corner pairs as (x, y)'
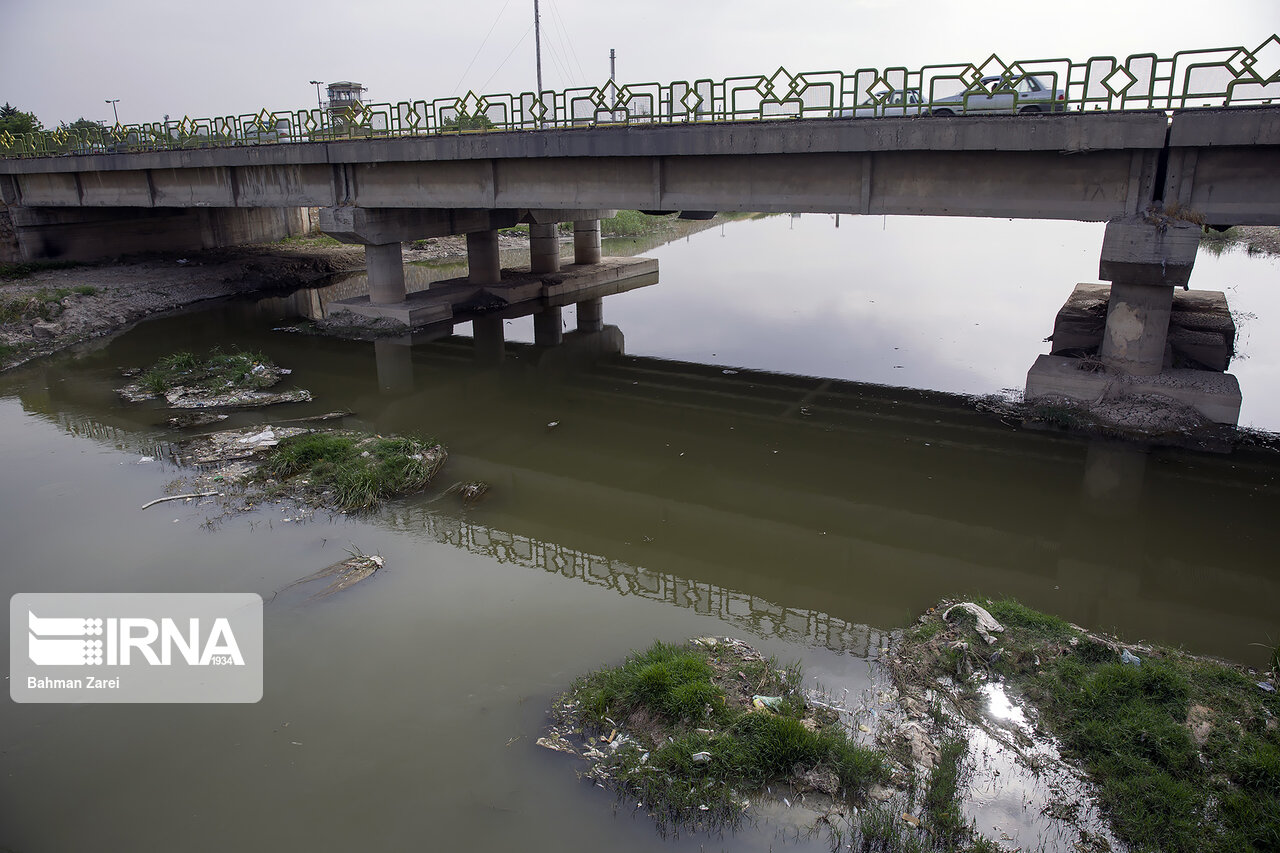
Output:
(841, 89), (925, 118)
(928, 74), (1067, 115)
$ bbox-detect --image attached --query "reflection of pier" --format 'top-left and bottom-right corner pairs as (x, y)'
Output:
(407, 510), (888, 657)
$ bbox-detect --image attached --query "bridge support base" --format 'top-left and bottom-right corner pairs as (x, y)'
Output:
(1024, 216), (1242, 429)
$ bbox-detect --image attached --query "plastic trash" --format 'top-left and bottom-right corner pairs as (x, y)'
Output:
(1259, 681), (1276, 694)
(1121, 649), (1142, 667)
(691, 751), (711, 763)
(752, 695), (784, 711)
(942, 602), (1006, 645)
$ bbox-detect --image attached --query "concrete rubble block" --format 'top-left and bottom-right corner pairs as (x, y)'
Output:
(1049, 283), (1236, 371)
(1099, 216), (1201, 288)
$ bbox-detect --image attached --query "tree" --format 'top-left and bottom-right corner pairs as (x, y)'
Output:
(0, 103), (43, 136)
(440, 112), (495, 132)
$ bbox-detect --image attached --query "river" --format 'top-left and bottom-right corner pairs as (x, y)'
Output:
(1, 214), (1277, 852)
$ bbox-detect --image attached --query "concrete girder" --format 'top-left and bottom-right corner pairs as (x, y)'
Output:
(319, 206), (520, 245)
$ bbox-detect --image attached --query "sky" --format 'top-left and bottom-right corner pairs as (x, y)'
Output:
(5, 0), (1278, 128)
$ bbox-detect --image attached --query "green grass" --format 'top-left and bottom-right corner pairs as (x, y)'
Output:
(0, 285), (97, 324)
(276, 231), (342, 248)
(924, 598), (1280, 853)
(0, 260), (84, 281)
(566, 641), (887, 830)
(253, 431), (445, 511)
(138, 349), (277, 396)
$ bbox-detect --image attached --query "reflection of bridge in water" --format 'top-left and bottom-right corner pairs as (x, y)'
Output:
(408, 510), (888, 657)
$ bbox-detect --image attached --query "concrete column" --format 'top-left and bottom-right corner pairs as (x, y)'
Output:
(534, 306), (563, 346)
(577, 297), (603, 332)
(365, 242), (407, 305)
(529, 223), (560, 273)
(1096, 217), (1198, 376)
(573, 219), (602, 265)
(467, 229), (501, 284)
(1099, 281), (1174, 375)
(472, 317), (505, 364)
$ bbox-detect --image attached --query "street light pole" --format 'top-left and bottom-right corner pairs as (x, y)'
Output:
(309, 80), (324, 111)
(105, 99), (120, 124)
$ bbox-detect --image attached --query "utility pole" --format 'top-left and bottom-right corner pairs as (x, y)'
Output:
(533, 0), (544, 126)
(609, 48), (617, 120)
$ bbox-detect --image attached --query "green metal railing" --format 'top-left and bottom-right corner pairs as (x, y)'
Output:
(2, 36), (1276, 159)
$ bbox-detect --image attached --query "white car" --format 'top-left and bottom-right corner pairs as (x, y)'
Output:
(842, 89), (925, 118)
(929, 75), (1068, 115)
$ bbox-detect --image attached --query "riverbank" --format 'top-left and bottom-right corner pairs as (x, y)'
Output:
(0, 244), (364, 371)
(0, 210), (746, 372)
(544, 602), (1280, 852)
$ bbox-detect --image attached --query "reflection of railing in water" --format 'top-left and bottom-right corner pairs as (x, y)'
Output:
(413, 509), (886, 656)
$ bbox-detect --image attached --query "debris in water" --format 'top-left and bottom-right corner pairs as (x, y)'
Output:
(280, 548), (385, 600)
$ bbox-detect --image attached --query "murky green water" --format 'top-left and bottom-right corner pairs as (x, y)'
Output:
(1, 216), (1277, 851)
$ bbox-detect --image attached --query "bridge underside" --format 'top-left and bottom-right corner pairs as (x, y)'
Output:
(1, 109), (1277, 432)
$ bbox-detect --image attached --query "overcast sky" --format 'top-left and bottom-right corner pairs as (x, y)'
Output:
(6, 0), (1278, 127)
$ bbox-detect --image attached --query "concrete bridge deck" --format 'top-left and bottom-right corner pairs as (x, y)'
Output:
(3, 109), (1278, 225)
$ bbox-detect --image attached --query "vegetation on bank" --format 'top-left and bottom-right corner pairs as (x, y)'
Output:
(554, 637), (1006, 851)
(562, 640), (889, 830)
(250, 430), (446, 511)
(0, 285), (97, 324)
(138, 349), (279, 396)
(905, 599), (1280, 853)
(1200, 225), (1280, 258)
(0, 261), (86, 281)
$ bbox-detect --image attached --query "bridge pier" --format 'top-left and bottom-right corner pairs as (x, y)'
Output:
(573, 219), (602, 265)
(467, 229), (502, 284)
(1025, 215), (1242, 429)
(365, 242), (407, 305)
(530, 223), (561, 273)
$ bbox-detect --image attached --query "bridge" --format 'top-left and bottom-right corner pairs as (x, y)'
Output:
(1, 40), (1278, 428)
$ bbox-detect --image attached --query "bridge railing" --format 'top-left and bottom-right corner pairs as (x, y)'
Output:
(2, 37), (1276, 159)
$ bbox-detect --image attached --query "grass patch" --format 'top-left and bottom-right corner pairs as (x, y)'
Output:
(600, 210), (665, 237)
(276, 231), (342, 248)
(138, 349), (278, 396)
(561, 640), (888, 831)
(0, 260), (83, 281)
(912, 598), (1280, 853)
(252, 430), (445, 511)
(0, 285), (97, 324)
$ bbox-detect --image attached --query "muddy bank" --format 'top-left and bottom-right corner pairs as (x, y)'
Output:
(0, 243), (365, 371)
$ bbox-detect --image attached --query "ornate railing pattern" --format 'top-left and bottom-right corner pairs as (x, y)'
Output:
(2, 36), (1276, 159)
